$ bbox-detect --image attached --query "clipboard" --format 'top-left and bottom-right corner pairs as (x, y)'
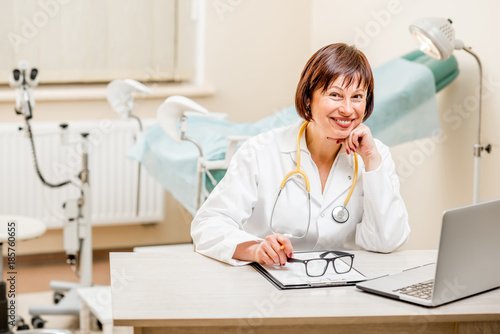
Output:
(250, 250), (367, 290)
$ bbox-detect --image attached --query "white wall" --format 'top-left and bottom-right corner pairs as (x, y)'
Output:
(311, 0), (500, 249)
(3, 0), (498, 255)
(0, 0), (311, 255)
(195, 0), (311, 122)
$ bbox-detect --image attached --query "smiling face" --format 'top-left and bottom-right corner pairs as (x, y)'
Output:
(295, 44), (374, 125)
(309, 76), (367, 141)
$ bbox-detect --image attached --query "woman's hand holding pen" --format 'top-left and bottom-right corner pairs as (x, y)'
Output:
(254, 233), (293, 266)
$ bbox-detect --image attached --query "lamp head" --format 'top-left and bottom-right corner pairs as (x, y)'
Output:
(157, 95), (208, 143)
(409, 18), (464, 60)
(9, 61), (39, 88)
(9, 61), (39, 119)
(106, 79), (151, 119)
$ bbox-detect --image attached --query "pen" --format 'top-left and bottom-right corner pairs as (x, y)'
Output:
(278, 241), (292, 259)
(278, 243), (286, 267)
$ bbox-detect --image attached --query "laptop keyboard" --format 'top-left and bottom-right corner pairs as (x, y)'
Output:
(393, 279), (434, 300)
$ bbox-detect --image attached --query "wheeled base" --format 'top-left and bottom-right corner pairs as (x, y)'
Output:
(28, 281), (82, 328)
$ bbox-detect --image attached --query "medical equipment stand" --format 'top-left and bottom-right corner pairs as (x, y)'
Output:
(9, 62), (93, 328)
(409, 19), (492, 204)
(464, 47), (492, 204)
(28, 134), (92, 327)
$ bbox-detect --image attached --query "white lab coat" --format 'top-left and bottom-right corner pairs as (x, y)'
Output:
(191, 121), (410, 265)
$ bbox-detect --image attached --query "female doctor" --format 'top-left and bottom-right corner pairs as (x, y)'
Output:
(191, 43), (410, 266)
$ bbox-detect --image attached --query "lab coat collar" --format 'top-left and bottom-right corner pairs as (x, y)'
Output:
(321, 152), (358, 210)
(277, 121), (357, 206)
(277, 121), (307, 154)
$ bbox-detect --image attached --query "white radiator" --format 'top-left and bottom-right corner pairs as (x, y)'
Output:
(0, 118), (164, 229)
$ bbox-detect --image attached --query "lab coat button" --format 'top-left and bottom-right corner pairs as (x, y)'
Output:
(348, 176), (352, 180)
(321, 213), (325, 218)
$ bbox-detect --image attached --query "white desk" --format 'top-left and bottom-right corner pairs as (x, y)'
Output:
(110, 250), (500, 334)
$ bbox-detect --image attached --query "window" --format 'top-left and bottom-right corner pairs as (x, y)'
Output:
(0, 0), (199, 84)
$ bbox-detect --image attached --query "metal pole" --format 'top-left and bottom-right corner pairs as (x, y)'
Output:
(182, 135), (204, 211)
(180, 116), (205, 211)
(130, 115), (143, 217)
(80, 134), (92, 288)
(463, 47), (483, 204)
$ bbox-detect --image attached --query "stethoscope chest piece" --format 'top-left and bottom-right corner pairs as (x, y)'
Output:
(332, 205), (349, 223)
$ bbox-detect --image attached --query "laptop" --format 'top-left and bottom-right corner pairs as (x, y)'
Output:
(356, 199), (500, 307)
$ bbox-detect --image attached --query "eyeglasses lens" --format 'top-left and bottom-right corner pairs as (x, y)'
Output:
(306, 259), (328, 277)
(333, 256), (353, 274)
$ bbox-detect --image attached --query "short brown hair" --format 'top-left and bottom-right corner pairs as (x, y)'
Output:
(295, 43), (374, 122)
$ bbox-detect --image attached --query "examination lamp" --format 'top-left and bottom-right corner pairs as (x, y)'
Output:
(9, 60), (39, 120)
(409, 18), (491, 204)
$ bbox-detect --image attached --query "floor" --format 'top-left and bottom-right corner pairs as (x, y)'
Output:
(12, 258), (112, 294)
(6, 252), (132, 333)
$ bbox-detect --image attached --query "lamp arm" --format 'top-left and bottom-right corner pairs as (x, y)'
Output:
(462, 46), (483, 147)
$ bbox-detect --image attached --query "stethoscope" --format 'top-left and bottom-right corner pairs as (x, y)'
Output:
(270, 121), (358, 239)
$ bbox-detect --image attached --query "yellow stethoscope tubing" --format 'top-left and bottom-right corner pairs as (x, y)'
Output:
(344, 152), (358, 206)
(270, 121), (311, 238)
(270, 121), (359, 238)
(279, 121), (311, 192)
(281, 121), (358, 205)
(332, 150), (358, 223)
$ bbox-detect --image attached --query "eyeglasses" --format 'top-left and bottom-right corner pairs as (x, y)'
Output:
(287, 251), (354, 277)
